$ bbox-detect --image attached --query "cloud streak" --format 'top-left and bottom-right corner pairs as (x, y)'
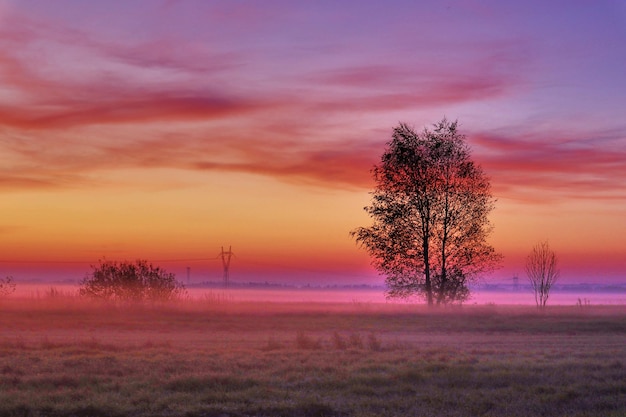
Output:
(0, 11), (257, 130)
(0, 130), (381, 191)
(5, 117), (626, 203)
(192, 139), (381, 189)
(0, 93), (258, 130)
(473, 130), (626, 201)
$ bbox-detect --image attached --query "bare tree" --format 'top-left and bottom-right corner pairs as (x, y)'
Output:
(525, 241), (559, 309)
(351, 119), (501, 305)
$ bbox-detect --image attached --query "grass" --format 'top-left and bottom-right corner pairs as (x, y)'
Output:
(0, 296), (625, 416)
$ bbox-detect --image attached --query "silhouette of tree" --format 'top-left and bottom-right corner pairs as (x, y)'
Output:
(525, 241), (559, 309)
(79, 259), (186, 302)
(351, 119), (501, 305)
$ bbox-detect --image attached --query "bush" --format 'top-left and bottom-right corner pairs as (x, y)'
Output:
(295, 331), (322, 350)
(367, 333), (382, 351)
(79, 260), (186, 302)
(332, 332), (348, 350)
(0, 276), (16, 297)
(348, 332), (363, 349)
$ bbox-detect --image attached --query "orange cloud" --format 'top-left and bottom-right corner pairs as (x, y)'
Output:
(0, 128), (380, 191)
(0, 175), (61, 190)
(192, 139), (380, 189)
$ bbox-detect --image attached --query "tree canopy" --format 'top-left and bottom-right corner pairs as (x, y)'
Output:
(351, 119), (501, 305)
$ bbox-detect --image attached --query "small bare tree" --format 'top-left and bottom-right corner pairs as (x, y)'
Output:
(525, 241), (559, 309)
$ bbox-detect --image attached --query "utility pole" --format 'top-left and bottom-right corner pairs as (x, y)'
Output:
(220, 246), (234, 288)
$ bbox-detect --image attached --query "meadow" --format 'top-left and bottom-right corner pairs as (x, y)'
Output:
(0, 292), (625, 417)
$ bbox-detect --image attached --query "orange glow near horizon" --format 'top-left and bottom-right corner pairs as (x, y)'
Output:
(2, 169), (625, 284)
(0, 1), (625, 285)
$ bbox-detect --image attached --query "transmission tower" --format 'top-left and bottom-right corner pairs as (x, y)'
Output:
(512, 275), (519, 291)
(220, 246), (234, 288)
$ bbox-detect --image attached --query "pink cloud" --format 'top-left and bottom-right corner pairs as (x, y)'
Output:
(6, 4), (620, 202)
(472, 131), (626, 201)
(307, 42), (528, 113)
(0, 11), (256, 130)
(309, 77), (509, 113)
(0, 12), (507, 192)
(0, 94), (258, 130)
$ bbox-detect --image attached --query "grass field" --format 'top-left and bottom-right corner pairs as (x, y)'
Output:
(0, 294), (625, 417)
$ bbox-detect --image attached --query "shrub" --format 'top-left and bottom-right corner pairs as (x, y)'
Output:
(79, 259), (186, 302)
(295, 331), (322, 350)
(367, 333), (382, 351)
(0, 276), (16, 297)
(348, 332), (363, 349)
(262, 335), (283, 351)
(332, 332), (348, 350)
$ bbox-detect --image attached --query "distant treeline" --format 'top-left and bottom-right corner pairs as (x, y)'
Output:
(474, 283), (626, 293)
(188, 281), (626, 293)
(186, 281), (386, 290)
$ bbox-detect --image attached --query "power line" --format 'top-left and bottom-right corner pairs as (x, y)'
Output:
(147, 257), (222, 262)
(0, 260), (91, 264)
(0, 257), (222, 264)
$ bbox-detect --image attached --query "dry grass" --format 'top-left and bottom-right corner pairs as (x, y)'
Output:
(0, 295), (625, 417)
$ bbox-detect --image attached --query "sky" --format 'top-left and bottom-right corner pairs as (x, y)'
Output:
(0, 0), (625, 286)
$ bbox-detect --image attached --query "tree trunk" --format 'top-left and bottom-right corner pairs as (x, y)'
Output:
(424, 241), (433, 306)
(422, 207), (434, 306)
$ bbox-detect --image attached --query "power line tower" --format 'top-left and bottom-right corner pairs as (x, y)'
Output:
(512, 274), (519, 291)
(220, 246), (234, 288)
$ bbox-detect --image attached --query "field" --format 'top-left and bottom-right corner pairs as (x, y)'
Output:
(1, 294), (625, 417)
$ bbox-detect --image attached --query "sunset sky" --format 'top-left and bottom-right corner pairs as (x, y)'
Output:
(1, 0), (625, 285)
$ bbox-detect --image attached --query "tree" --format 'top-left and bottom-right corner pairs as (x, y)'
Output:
(525, 241), (559, 309)
(351, 119), (501, 305)
(79, 259), (187, 302)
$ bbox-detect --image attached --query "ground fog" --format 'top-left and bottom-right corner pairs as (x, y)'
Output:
(0, 294), (625, 417)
